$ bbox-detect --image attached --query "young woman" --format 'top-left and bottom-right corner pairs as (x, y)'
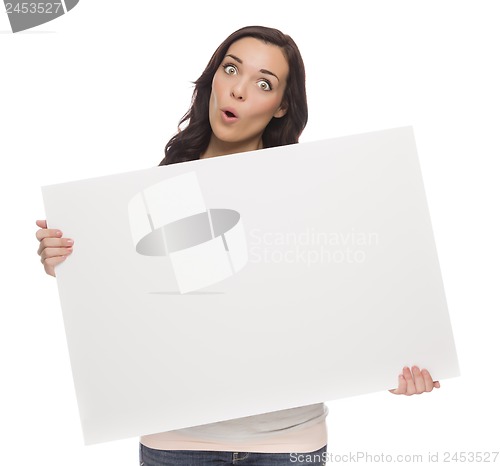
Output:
(36, 26), (440, 466)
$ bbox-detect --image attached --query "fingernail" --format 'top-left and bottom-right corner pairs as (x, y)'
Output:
(67, 239), (74, 245)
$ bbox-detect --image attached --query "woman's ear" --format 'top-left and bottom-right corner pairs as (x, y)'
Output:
(273, 102), (288, 119)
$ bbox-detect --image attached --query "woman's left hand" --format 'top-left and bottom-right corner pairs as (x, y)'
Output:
(389, 366), (440, 395)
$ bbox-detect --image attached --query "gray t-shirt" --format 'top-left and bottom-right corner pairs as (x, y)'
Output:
(140, 402), (329, 454)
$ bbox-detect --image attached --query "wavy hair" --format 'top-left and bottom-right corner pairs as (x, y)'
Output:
(159, 25), (307, 165)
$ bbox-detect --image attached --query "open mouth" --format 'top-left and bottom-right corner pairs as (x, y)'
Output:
(221, 108), (239, 121)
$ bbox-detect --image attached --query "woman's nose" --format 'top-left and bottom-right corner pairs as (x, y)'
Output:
(230, 82), (246, 101)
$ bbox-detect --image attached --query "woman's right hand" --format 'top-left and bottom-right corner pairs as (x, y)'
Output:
(36, 219), (74, 277)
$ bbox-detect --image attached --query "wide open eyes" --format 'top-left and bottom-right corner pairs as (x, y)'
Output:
(222, 63), (273, 91)
(257, 80), (272, 91)
(223, 63), (238, 76)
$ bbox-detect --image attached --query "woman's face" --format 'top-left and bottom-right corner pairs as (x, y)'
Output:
(207, 37), (289, 154)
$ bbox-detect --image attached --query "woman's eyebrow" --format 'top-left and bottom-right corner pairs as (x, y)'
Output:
(225, 54), (280, 82)
(226, 53), (243, 64)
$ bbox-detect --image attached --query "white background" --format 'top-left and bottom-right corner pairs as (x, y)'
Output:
(0, 1), (498, 465)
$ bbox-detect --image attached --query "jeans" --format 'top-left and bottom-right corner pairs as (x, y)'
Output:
(139, 443), (328, 466)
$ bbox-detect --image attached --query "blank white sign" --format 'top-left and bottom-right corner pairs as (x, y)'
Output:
(42, 126), (460, 445)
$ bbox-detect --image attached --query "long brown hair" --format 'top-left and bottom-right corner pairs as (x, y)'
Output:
(159, 26), (307, 165)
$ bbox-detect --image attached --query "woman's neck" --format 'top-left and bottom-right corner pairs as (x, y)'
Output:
(200, 134), (263, 159)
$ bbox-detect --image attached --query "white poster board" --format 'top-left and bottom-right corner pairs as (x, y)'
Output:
(42, 126), (460, 445)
